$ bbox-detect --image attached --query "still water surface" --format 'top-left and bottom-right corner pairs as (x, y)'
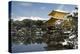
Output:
(12, 43), (47, 53)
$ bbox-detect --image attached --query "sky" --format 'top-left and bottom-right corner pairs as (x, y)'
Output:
(10, 1), (77, 21)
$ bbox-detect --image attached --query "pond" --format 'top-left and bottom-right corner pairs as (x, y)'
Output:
(12, 43), (47, 53)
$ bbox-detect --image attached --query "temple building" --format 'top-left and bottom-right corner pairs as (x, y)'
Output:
(46, 10), (69, 27)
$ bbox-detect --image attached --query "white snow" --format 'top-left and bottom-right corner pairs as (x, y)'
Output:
(55, 9), (69, 13)
(12, 16), (49, 21)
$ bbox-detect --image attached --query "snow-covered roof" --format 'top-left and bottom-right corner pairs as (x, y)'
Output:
(48, 9), (70, 16)
(55, 9), (69, 13)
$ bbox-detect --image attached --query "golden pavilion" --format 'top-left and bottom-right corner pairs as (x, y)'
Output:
(46, 10), (69, 27)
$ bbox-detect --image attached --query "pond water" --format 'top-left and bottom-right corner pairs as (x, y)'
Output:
(12, 43), (47, 53)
